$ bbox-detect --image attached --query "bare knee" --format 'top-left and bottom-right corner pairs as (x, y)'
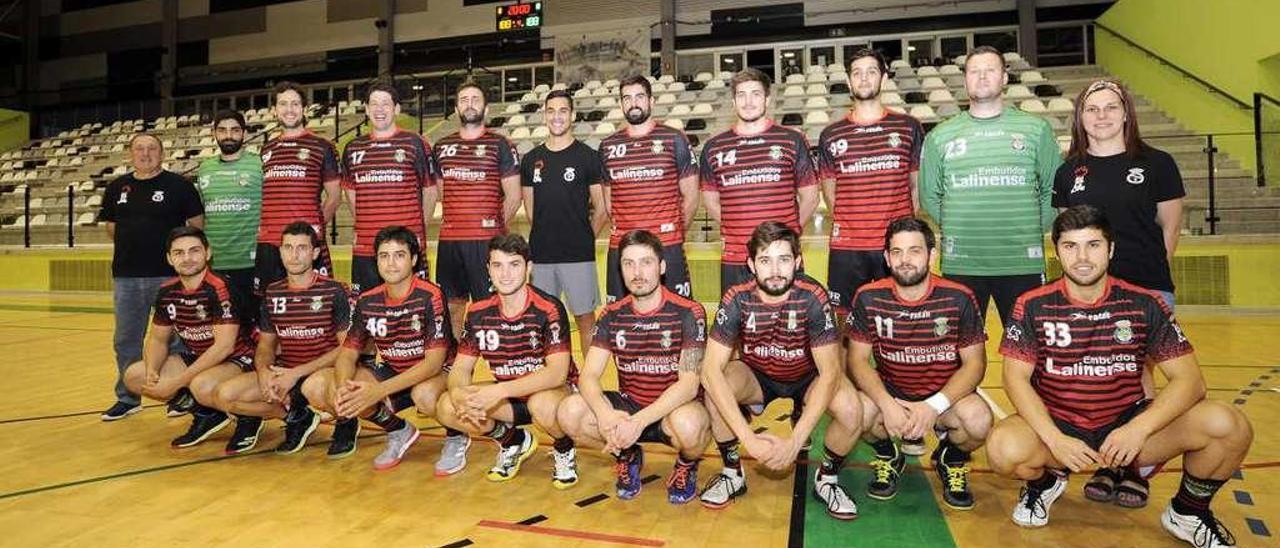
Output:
(527, 390), (564, 430)
(986, 418), (1037, 477)
(668, 403), (710, 448)
(123, 361), (147, 394)
(301, 375), (331, 412)
(556, 394), (591, 438)
(857, 393), (882, 435)
(954, 395), (994, 441)
(827, 386), (862, 431)
(1198, 400), (1253, 449)
(188, 372), (222, 405)
(411, 382), (445, 418)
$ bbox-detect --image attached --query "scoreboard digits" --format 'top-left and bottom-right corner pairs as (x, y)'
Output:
(496, 2), (543, 31)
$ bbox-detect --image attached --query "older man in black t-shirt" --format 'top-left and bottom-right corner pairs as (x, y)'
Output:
(100, 133), (205, 421)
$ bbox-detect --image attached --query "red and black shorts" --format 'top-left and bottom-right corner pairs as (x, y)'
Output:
(604, 391), (671, 445)
(1053, 399), (1151, 451)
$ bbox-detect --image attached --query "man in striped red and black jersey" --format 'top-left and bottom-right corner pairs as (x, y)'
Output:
(434, 81), (522, 338)
(213, 223), (351, 456)
(847, 218), (991, 509)
(253, 81), (340, 294)
(341, 82), (439, 296)
(700, 68), (820, 294)
(123, 227), (259, 450)
(988, 206), (1251, 546)
(818, 48), (924, 317)
(557, 230), (710, 504)
(599, 74), (699, 303)
(437, 234), (580, 489)
(699, 221), (864, 520)
(305, 226), (466, 474)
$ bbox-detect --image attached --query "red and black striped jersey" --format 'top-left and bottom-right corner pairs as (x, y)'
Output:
(459, 285), (578, 384)
(699, 121), (818, 264)
(152, 270), (257, 360)
(1000, 276), (1194, 430)
(591, 286), (707, 406)
(344, 277), (454, 374)
(434, 130), (520, 241)
(341, 129), (440, 256)
(818, 112), (923, 251)
(711, 273), (838, 382)
(258, 274), (353, 369)
(257, 132), (340, 245)
(846, 275), (986, 398)
(599, 124), (697, 247)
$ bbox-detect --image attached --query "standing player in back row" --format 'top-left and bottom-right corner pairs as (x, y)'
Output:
(701, 68), (820, 293)
(818, 48), (923, 317)
(343, 81), (440, 295)
(434, 81), (522, 337)
(599, 74), (700, 302)
(256, 81), (340, 293)
(920, 46), (1061, 326)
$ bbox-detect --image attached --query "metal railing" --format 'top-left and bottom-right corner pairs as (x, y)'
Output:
(1094, 22), (1250, 110)
(1255, 92), (1280, 188)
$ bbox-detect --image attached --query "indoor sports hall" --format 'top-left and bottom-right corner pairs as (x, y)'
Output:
(0, 1), (1276, 546)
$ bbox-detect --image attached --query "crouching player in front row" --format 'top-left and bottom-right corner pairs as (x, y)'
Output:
(558, 229), (711, 503)
(848, 217), (991, 509)
(987, 205), (1252, 547)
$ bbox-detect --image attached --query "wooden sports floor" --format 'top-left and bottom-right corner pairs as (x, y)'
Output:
(0, 290), (1275, 547)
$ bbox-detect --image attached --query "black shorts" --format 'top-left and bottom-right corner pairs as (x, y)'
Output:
(827, 249), (888, 312)
(181, 351), (255, 373)
(882, 380), (928, 403)
(351, 254), (429, 296)
(605, 244), (693, 303)
(604, 391), (672, 445)
(1053, 400), (1151, 451)
(720, 263), (754, 294)
(505, 397), (534, 427)
(947, 273), (1043, 326)
(436, 240), (493, 301)
(254, 241), (335, 295)
(747, 367), (817, 416)
(371, 363), (416, 413)
(215, 267), (258, 328)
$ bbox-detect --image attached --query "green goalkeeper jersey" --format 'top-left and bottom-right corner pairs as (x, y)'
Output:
(196, 154), (263, 270)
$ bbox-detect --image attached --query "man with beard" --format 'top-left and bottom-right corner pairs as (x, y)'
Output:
(343, 82), (440, 296)
(122, 227), (259, 448)
(847, 217), (990, 509)
(214, 223), (350, 456)
(698, 221), (863, 520)
(434, 81), (521, 338)
(988, 205), (1252, 547)
(436, 234), (580, 488)
(256, 81), (340, 294)
(556, 229), (710, 504)
(920, 46), (1061, 326)
(700, 68), (820, 293)
(521, 90), (607, 353)
(598, 75), (699, 303)
(197, 110), (263, 326)
(818, 48), (924, 319)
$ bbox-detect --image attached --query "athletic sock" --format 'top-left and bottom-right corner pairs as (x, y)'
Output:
(716, 438), (742, 471)
(819, 444), (847, 477)
(553, 436), (575, 453)
(485, 421), (521, 447)
(367, 403), (406, 432)
(616, 444), (641, 463)
(1027, 470), (1059, 491)
(1171, 472), (1227, 514)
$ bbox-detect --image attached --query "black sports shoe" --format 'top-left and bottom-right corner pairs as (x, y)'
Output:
(327, 418), (360, 459)
(932, 444), (974, 510)
(867, 442), (906, 500)
(224, 416), (264, 455)
(166, 388), (195, 418)
(171, 411), (231, 448)
(101, 401), (142, 421)
(276, 408), (321, 455)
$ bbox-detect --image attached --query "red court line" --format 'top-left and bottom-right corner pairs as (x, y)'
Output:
(476, 519), (665, 546)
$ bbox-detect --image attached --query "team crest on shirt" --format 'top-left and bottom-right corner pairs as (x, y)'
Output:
(195, 304), (207, 321)
(238, 172), (251, 187)
(564, 167), (577, 182)
(197, 175), (210, 189)
(297, 148), (310, 162)
(1011, 133), (1026, 151)
(394, 149), (406, 163)
(152, 190), (165, 202)
(934, 317), (949, 337)
(887, 132), (902, 148)
(661, 330), (673, 349)
(1126, 168), (1146, 185)
(769, 145), (783, 160)
(262, 150), (273, 163)
(787, 311), (798, 330)
(530, 330), (541, 349)
(310, 296), (323, 311)
(1114, 320), (1134, 343)
(475, 144), (487, 157)
(411, 314), (421, 332)
(652, 140), (664, 154)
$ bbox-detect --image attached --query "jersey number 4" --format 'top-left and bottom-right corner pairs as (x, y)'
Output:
(714, 149), (737, 167)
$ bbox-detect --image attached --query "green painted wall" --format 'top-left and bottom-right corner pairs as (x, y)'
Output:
(1097, 0), (1280, 174)
(0, 109), (29, 154)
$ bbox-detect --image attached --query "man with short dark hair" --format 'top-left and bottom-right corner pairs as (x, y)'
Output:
(100, 133), (205, 421)
(197, 109), (262, 327)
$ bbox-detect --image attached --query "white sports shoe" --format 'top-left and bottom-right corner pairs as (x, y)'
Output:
(1161, 504), (1237, 547)
(1011, 474), (1067, 528)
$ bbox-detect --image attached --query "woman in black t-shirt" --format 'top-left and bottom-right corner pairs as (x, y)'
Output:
(1052, 79), (1185, 510)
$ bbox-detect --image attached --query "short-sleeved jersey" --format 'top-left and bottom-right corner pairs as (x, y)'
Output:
(341, 130), (440, 256)
(258, 132), (341, 245)
(710, 273), (838, 382)
(591, 287), (707, 406)
(196, 154), (263, 270)
(847, 275), (986, 398)
(818, 111), (923, 251)
(999, 277), (1194, 430)
(434, 130), (520, 241)
(459, 285), (578, 384)
(152, 270), (257, 360)
(699, 121), (818, 264)
(919, 107), (1061, 276)
(599, 124), (697, 248)
(344, 277), (454, 374)
(99, 171), (204, 278)
(258, 274), (352, 369)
